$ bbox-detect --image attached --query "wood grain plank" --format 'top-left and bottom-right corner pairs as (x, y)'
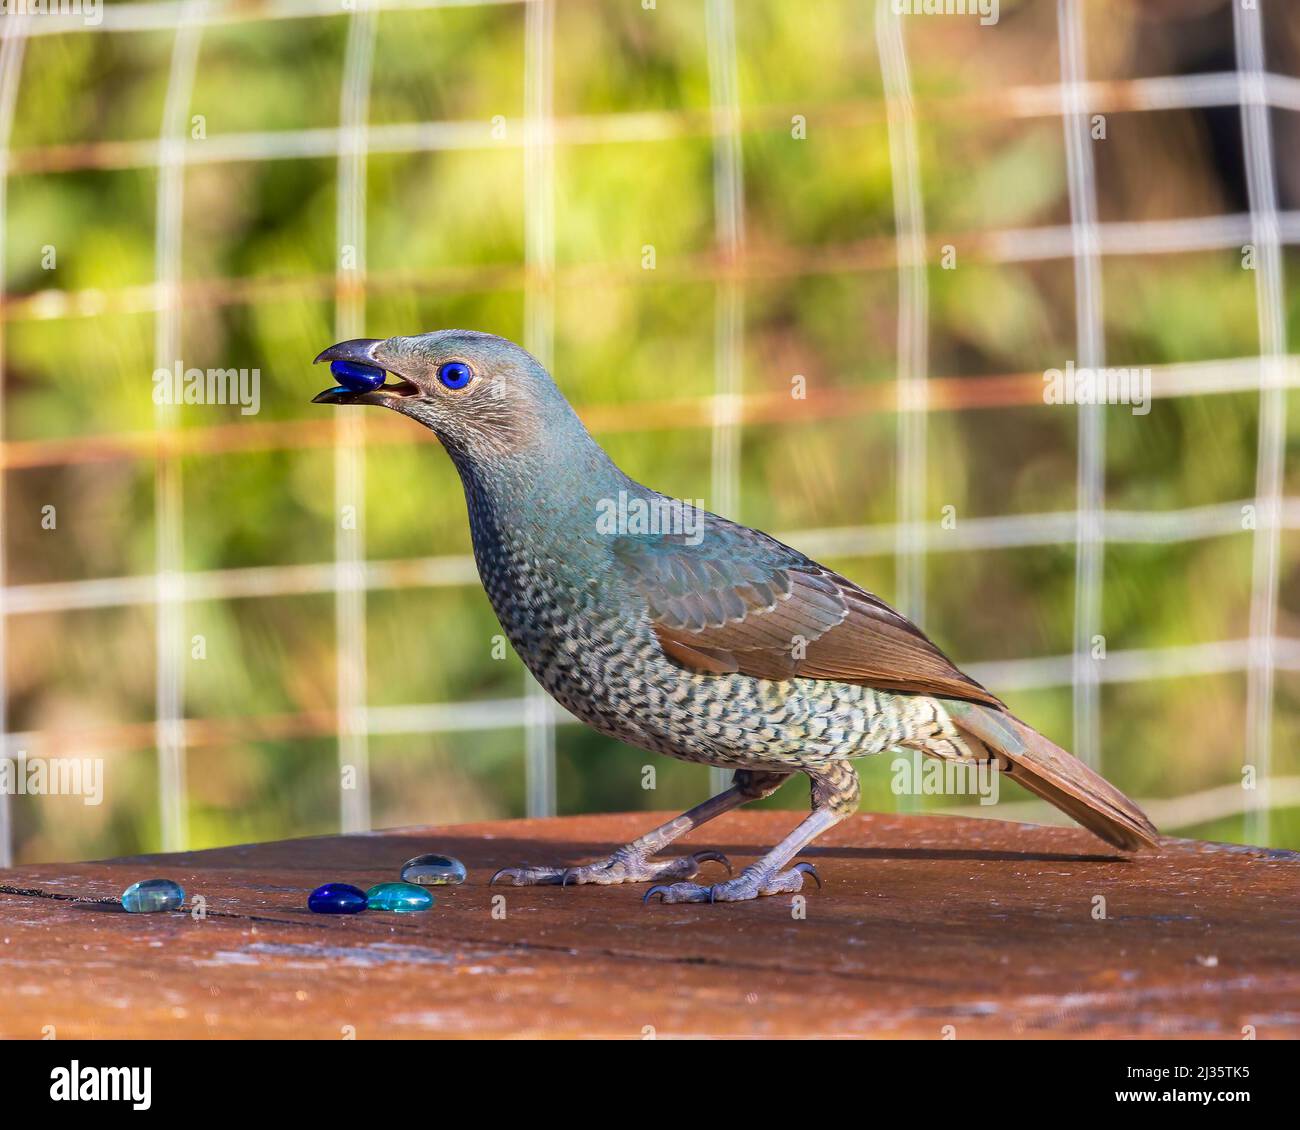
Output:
(1, 812), (1297, 1038)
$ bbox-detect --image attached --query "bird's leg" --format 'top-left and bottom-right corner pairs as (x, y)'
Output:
(646, 762), (859, 904)
(490, 769), (792, 887)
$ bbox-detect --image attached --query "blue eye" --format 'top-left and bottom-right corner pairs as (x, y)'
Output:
(437, 361), (472, 390)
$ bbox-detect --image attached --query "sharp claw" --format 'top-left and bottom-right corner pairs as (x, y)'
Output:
(693, 850), (733, 876)
(793, 861), (822, 889)
(489, 867), (513, 886)
(708, 885), (719, 905)
(643, 885), (670, 905)
(560, 868), (577, 888)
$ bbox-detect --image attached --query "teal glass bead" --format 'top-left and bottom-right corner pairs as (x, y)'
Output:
(400, 854), (467, 886)
(121, 878), (185, 913)
(307, 882), (367, 914)
(365, 882), (434, 913)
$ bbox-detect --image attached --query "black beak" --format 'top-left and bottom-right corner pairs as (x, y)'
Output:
(314, 338), (383, 366)
(311, 338), (419, 405)
(311, 386), (365, 404)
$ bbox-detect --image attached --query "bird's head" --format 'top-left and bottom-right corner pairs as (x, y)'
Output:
(312, 329), (572, 462)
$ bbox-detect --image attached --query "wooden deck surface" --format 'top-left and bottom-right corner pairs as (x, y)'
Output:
(1, 810), (1297, 1039)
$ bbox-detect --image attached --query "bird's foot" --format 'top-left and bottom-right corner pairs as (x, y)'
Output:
(490, 847), (731, 887)
(643, 860), (821, 905)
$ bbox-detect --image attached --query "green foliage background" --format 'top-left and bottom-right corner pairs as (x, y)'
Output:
(4, 0), (1300, 862)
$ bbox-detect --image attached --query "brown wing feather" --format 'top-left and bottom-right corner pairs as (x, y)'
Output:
(617, 536), (1002, 707)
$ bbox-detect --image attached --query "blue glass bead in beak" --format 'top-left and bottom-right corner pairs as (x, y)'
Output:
(330, 358), (387, 392)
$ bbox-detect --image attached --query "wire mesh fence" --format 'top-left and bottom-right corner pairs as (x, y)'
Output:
(1, 0), (1297, 865)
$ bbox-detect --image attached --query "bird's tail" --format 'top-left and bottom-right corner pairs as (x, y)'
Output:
(944, 700), (1159, 852)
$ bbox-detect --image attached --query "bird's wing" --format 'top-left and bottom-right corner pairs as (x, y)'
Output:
(610, 518), (1003, 707)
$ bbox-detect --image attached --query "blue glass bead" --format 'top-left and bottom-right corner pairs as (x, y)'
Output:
(400, 854), (467, 887)
(121, 878), (185, 913)
(365, 882), (434, 913)
(330, 358), (387, 392)
(307, 882), (368, 914)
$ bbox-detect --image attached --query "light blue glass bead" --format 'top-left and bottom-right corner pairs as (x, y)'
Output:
(365, 882), (434, 913)
(121, 878), (185, 913)
(400, 854), (467, 887)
